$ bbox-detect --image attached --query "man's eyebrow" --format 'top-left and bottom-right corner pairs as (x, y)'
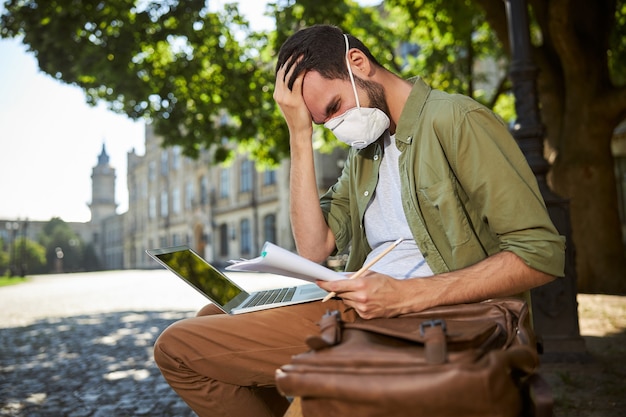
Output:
(321, 98), (340, 123)
(311, 98), (337, 125)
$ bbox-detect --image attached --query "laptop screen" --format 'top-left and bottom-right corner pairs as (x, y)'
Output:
(151, 248), (244, 306)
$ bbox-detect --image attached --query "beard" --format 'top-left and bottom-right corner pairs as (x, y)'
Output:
(354, 76), (390, 118)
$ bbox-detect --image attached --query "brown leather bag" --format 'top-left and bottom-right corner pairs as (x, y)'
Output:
(276, 299), (551, 417)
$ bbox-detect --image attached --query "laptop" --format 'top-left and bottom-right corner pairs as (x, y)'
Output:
(146, 245), (329, 314)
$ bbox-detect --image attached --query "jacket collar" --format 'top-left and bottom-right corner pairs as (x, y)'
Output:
(395, 77), (431, 145)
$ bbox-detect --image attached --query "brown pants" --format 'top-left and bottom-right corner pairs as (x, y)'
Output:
(154, 299), (354, 417)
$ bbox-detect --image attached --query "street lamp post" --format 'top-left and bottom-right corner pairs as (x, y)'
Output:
(18, 220), (28, 277)
(504, 0), (588, 361)
(5, 221), (19, 276)
(55, 247), (64, 274)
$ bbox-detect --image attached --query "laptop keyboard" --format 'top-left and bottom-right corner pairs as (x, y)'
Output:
(241, 287), (297, 308)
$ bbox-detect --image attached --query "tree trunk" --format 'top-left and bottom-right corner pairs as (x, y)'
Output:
(478, 0), (626, 295)
(552, 109), (626, 294)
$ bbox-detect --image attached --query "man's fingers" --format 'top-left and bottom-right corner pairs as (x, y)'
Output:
(318, 277), (357, 294)
(276, 55), (303, 90)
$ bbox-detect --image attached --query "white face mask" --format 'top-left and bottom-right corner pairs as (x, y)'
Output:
(324, 34), (390, 149)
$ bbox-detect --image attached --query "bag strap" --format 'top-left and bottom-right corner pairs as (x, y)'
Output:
(420, 319), (448, 365)
(305, 310), (342, 350)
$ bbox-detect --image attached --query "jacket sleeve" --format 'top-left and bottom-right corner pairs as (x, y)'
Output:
(437, 102), (565, 277)
(319, 152), (354, 255)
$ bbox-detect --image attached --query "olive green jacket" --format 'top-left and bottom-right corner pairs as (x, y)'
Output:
(320, 77), (565, 277)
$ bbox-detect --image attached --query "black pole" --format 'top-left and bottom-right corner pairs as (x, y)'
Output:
(9, 222), (18, 277)
(504, 0), (588, 362)
(19, 220), (28, 277)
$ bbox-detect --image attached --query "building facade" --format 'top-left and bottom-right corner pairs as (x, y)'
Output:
(115, 125), (346, 270)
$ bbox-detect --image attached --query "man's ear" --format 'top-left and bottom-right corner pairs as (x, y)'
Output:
(347, 48), (373, 78)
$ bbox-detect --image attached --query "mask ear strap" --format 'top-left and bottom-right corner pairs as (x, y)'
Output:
(344, 34), (361, 109)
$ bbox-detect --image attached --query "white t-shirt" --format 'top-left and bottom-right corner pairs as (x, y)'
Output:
(363, 133), (434, 279)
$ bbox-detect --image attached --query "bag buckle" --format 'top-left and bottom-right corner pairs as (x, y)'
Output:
(306, 310), (342, 350)
(420, 319), (448, 364)
(420, 319), (447, 337)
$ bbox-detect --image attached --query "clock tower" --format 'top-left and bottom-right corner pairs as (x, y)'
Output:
(89, 143), (117, 224)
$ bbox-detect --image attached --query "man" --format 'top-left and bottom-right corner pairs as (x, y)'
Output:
(154, 25), (565, 417)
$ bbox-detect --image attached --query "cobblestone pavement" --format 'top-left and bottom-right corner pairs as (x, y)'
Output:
(0, 269), (303, 417)
(1, 271), (624, 417)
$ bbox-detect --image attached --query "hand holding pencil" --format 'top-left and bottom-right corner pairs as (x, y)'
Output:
(322, 238), (404, 302)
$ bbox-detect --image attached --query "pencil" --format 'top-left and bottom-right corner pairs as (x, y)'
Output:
(322, 237), (404, 302)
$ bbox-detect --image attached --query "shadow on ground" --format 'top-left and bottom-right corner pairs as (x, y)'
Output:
(540, 328), (626, 417)
(0, 311), (197, 417)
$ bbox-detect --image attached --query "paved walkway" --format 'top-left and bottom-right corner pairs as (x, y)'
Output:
(0, 269), (303, 417)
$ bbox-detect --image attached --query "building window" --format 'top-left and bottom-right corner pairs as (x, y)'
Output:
(185, 181), (194, 210)
(263, 214), (276, 244)
(240, 218), (251, 255)
(263, 168), (276, 186)
(160, 150), (169, 175)
(172, 187), (181, 214)
(160, 191), (169, 217)
(172, 146), (181, 170)
(220, 170), (230, 198)
(219, 223), (229, 256)
(149, 196), (156, 219)
(148, 161), (156, 182)
(199, 175), (208, 205)
(240, 160), (253, 192)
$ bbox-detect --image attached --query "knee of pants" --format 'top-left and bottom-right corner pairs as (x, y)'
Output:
(196, 303), (224, 317)
(153, 321), (184, 371)
(153, 331), (168, 371)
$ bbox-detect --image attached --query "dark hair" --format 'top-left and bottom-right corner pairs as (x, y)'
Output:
(276, 24), (382, 90)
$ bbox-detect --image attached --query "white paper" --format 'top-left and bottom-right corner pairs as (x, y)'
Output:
(225, 242), (346, 282)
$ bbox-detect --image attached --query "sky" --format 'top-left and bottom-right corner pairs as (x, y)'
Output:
(0, 37), (146, 223)
(0, 0), (378, 224)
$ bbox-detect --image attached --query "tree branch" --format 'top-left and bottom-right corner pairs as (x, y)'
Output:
(547, 0), (583, 73)
(549, 0), (614, 86)
(474, 0), (510, 56)
(488, 74), (510, 109)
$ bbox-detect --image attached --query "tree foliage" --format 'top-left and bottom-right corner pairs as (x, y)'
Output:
(0, 237), (8, 274)
(12, 237), (47, 275)
(38, 217), (85, 272)
(0, 0), (511, 161)
(0, 236), (46, 276)
(388, 0), (505, 97)
(2, 0), (279, 163)
(2, 0), (625, 291)
(0, 0), (517, 163)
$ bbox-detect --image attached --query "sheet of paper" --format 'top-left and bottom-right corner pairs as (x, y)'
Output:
(225, 242), (346, 283)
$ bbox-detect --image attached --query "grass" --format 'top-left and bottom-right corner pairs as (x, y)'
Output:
(0, 275), (28, 287)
